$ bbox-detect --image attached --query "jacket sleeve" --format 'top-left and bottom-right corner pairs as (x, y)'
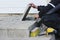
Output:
(38, 4), (53, 14)
(37, 0), (60, 17)
(38, 4), (53, 17)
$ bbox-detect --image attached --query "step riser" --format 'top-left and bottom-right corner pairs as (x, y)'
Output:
(0, 29), (29, 38)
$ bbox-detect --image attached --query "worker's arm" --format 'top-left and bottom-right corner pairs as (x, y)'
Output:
(38, 0), (60, 12)
(46, 4), (60, 14)
(29, 2), (55, 18)
(29, 0), (59, 18)
(38, 4), (53, 17)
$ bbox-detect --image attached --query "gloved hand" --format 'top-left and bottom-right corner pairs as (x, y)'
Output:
(46, 27), (56, 36)
(46, 27), (55, 33)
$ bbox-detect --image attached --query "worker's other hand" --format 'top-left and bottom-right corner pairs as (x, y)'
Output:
(29, 3), (38, 9)
(34, 14), (39, 19)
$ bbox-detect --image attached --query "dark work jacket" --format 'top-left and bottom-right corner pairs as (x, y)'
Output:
(38, 0), (60, 17)
(37, 0), (60, 29)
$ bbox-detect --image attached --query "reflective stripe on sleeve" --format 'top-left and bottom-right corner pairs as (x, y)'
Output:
(48, 3), (55, 8)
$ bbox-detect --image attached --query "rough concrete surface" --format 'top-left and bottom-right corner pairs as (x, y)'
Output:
(0, 14), (54, 40)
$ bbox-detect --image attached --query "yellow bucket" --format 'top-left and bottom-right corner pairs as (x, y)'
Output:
(30, 27), (40, 37)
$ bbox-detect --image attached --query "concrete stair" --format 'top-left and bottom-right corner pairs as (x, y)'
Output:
(0, 14), (55, 40)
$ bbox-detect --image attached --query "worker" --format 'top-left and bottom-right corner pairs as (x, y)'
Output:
(29, 0), (60, 40)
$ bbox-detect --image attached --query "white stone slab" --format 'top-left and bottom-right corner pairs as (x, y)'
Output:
(20, 5), (31, 21)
